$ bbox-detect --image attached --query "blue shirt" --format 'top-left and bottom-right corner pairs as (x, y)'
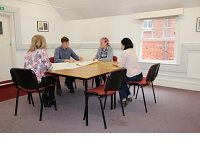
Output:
(54, 46), (80, 63)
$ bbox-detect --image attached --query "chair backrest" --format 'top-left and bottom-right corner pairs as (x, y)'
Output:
(146, 63), (160, 83)
(113, 56), (118, 62)
(10, 68), (39, 90)
(49, 57), (55, 63)
(104, 68), (127, 92)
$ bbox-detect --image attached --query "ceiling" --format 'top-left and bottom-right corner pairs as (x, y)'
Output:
(47, 0), (200, 20)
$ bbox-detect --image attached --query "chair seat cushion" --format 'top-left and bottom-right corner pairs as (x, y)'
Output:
(87, 84), (116, 96)
(127, 77), (150, 86)
(18, 84), (54, 93)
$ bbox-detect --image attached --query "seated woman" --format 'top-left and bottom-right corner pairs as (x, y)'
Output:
(94, 37), (113, 87)
(114, 38), (143, 103)
(24, 35), (55, 107)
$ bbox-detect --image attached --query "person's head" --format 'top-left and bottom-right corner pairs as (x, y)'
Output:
(61, 36), (69, 49)
(100, 37), (109, 48)
(121, 38), (134, 50)
(29, 35), (47, 52)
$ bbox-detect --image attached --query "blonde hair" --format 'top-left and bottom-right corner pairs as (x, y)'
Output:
(29, 35), (47, 52)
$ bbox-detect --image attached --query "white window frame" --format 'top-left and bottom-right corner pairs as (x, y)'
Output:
(139, 16), (179, 64)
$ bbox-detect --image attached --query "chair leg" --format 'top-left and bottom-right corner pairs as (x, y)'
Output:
(103, 95), (108, 109)
(28, 93), (31, 104)
(114, 93), (116, 109)
(119, 98), (125, 116)
(15, 90), (20, 116)
(152, 83), (157, 103)
(56, 77), (62, 96)
(39, 92), (44, 121)
(74, 80), (77, 88)
(135, 86), (139, 99)
(53, 94), (57, 111)
(134, 85), (136, 96)
(30, 93), (35, 107)
(111, 95), (113, 110)
(99, 98), (107, 129)
(141, 86), (148, 113)
(92, 78), (94, 88)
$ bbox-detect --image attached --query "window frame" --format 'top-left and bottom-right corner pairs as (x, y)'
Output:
(139, 16), (179, 64)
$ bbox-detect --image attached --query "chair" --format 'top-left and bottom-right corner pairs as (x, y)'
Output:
(127, 63), (160, 113)
(10, 68), (57, 121)
(91, 56), (118, 88)
(84, 68), (127, 129)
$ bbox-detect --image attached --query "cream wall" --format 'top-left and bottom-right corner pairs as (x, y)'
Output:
(0, 0), (200, 91)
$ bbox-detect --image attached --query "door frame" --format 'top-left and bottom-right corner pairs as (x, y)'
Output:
(0, 11), (17, 68)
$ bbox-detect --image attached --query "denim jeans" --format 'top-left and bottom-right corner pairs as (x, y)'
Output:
(119, 72), (143, 99)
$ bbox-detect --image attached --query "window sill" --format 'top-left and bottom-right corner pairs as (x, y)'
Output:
(139, 59), (177, 65)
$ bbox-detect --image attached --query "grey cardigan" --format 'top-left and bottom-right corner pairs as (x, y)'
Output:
(94, 46), (113, 61)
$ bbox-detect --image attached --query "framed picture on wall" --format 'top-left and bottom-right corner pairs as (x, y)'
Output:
(0, 21), (3, 34)
(196, 17), (200, 32)
(37, 21), (49, 32)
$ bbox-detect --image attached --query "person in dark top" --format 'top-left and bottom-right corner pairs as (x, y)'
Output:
(54, 37), (83, 93)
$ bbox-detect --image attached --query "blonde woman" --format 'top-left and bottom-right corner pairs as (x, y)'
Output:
(24, 35), (55, 107)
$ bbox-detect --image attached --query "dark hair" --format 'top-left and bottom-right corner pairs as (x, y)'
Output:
(61, 36), (69, 43)
(121, 38), (133, 50)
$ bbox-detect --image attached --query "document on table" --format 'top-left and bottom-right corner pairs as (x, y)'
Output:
(52, 62), (79, 70)
(75, 60), (98, 66)
(52, 60), (98, 70)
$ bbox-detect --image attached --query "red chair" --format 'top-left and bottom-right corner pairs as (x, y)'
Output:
(10, 68), (57, 121)
(84, 68), (127, 129)
(127, 63), (160, 113)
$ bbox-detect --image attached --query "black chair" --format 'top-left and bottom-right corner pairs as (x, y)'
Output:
(127, 63), (160, 113)
(91, 56), (118, 88)
(10, 68), (57, 121)
(84, 68), (127, 129)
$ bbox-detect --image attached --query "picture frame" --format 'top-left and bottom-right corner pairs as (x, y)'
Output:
(196, 17), (200, 32)
(37, 21), (49, 32)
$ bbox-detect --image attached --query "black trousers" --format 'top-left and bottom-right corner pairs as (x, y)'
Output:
(95, 75), (107, 87)
(65, 77), (75, 90)
(119, 73), (143, 99)
(39, 76), (56, 103)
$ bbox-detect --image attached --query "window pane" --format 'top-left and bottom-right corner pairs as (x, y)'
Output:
(153, 18), (164, 29)
(142, 41), (164, 60)
(166, 28), (176, 37)
(153, 28), (163, 38)
(166, 41), (175, 60)
(167, 18), (176, 27)
(143, 31), (152, 38)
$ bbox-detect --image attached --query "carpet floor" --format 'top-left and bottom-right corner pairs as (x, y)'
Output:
(0, 80), (200, 133)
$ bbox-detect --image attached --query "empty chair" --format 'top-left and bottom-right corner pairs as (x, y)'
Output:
(10, 68), (57, 121)
(127, 63), (160, 113)
(84, 68), (127, 129)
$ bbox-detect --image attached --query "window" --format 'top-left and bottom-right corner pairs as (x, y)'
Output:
(140, 17), (176, 62)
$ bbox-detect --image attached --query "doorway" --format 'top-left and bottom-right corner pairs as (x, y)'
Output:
(0, 14), (15, 82)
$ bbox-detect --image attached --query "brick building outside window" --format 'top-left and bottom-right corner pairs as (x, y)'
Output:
(140, 17), (176, 62)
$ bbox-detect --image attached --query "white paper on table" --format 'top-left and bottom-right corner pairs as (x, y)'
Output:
(52, 62), (79, 70)
(75, 60), (98, 66)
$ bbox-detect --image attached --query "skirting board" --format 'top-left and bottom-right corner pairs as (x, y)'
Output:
(154, 78), (200, 91)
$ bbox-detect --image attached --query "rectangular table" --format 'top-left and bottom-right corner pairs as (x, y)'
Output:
(48, 61), (120, 126)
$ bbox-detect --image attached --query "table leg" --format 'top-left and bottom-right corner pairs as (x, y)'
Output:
(84, 79), (88, 126)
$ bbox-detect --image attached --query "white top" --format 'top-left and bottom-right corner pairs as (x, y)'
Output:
(119, 48), (142, 77)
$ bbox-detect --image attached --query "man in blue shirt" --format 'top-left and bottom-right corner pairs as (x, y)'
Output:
(54, 37), (82, 93)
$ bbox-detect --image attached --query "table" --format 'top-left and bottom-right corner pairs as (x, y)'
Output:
(48, 61), (120, 126)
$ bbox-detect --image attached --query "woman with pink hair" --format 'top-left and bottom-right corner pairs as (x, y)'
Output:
(94, 37), (113, 87)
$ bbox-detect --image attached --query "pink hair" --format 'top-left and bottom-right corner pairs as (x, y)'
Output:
(101, 37), (110, 46)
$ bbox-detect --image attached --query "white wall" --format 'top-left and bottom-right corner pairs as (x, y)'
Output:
(1, 0), (200, 91)
(64, 7), (200, 91)
(0, 0), (64, 67)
